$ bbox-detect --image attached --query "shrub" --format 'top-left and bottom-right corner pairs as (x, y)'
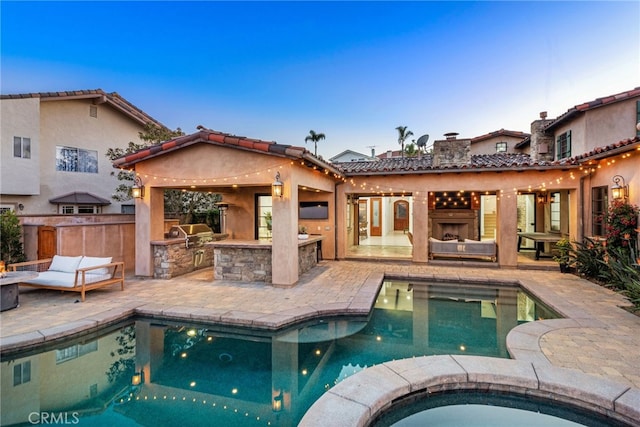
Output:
(0, 210), (26, 264)
(573, 237), (606, 279)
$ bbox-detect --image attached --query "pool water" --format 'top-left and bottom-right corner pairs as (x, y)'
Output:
(372, 390), (624, 427)
(1, 281), (558, 426)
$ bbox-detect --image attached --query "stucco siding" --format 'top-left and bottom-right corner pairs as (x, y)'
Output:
(38, 99), (145, 214)
(471, 135), (525, 155)
(0, 97), (40, 196)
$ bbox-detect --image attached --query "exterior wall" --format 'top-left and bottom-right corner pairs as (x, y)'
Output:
(1, 97), (149, 215)
(550, 97), (639, 160)
(38, 99), (143, 214)
(584, 99), (639, 148)
(0, 98), (40, 196)
(581, 155), (639, 240)
(470, 135), (526, 155)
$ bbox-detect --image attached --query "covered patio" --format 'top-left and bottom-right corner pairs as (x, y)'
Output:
(113, 128), (343, 286)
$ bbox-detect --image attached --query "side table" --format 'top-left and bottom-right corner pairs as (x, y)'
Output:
(1, 271), (38, 311)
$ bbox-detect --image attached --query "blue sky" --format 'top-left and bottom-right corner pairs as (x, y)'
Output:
(2, 1), (639, 158)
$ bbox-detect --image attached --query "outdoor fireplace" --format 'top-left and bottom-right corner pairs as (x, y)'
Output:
(429, 210), (479, 241)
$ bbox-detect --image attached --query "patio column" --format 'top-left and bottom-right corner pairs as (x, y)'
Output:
(412, 197), (429, 262)
(135, 185), (164, 277)
(272, 171), (299, 286)
(497, 191), (518, 268)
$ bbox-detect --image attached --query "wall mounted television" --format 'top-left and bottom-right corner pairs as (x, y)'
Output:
(299, 201), (329, 219)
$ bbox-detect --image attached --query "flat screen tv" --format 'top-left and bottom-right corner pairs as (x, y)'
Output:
(299, 201), (329, 219)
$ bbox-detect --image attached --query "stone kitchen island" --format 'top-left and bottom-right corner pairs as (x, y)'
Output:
(209, 236), (323, 284)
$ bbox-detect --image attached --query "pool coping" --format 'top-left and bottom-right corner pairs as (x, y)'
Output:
(298, 355), (640, 426)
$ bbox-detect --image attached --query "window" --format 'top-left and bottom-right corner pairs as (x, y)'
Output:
(60, 205), (101, 214)
(121, 205), (135, 214)
(56, 146), (98, 173)
(556, 131), (571, 159)
(56, 341), (98, 364)
(13, 361), (31, 386)
(13, 136), (31, 158)
(256, 195), (273, 240)
(550, 192), (561, 231)
(591, 186), (608, 236)
(495, 142), (507, 153)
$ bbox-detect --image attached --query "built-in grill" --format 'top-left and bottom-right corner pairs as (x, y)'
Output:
(168, 224), (214, 248)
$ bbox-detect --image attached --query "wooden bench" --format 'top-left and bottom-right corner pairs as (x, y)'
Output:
(9, 255), (125, 302)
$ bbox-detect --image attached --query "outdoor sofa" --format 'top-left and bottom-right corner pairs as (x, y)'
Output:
(9, 255), (125, 302)
(428, 237), (497, 261)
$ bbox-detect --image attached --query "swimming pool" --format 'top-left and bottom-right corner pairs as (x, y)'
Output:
(1, 280), (558, 426)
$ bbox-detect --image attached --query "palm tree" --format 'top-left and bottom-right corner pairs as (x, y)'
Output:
(305, 130), (326, 156)
(395, 126), (413, 158)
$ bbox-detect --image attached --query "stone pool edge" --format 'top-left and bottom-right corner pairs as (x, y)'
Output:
(298, 355), (640, 427)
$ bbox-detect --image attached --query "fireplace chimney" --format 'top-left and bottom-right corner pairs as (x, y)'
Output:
(432, 132), (471, 167)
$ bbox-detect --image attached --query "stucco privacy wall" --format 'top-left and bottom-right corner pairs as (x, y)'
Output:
(0, 97), (40, 196)
(336, 168), (580, 267)
(131, 143), (338, 282)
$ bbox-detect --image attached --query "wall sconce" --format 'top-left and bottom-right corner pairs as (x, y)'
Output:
(536, 192), (548, 204)
(131, 370), (144, 386)
(131, 176), (145, 199)
(272, 171), (283, 198)
(272, 390), (283, 412)
(17, 203), (24, 211)
(611, 175), (628, 200)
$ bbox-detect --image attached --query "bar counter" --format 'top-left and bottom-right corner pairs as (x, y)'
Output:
(209, 236), (323, 283)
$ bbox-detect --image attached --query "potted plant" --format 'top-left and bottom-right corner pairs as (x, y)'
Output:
(553, 238), (574, 273)
(298, 225), (309, 239)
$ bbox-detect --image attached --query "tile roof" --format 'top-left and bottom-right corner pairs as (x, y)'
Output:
(0, 89), (165, 128)
(471, 129), (530, 143)
(334, 137), (640, 175)
(335, 153), (571, 175)
(49, 192), (111, 205)
(545, 87), (640, 131)
(569, 136), (640, 163)
(113, 127), (343, 176)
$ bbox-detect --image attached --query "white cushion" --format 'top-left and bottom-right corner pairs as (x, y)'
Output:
(25, 271), (77, 288)
(78, 256), (112, 275)
(48, 255), (83, 273)
(24, 271), (112, 288)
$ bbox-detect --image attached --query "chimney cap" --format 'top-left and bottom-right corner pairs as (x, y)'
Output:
(444, 132), (459, 140)
(540, 111), (548, 119)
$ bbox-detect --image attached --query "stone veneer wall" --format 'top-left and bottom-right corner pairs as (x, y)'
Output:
(214, 247), (272, 282)
(214, 240), (319, 284)
(153, 243), (214, 279)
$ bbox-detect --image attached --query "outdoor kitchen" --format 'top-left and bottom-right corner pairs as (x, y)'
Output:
(151, 223), (227, 279)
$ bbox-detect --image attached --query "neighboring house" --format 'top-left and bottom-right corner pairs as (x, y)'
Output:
(0, 89), (164, 215)
(470, 129), (530, 155)
(329, 149), (378, 163)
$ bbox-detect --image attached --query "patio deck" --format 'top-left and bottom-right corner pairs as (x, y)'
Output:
(1, 261), (639, 423)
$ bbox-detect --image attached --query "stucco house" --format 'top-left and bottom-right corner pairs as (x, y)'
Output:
(0, 89), (165, 215)
(113, 87), (639, 287)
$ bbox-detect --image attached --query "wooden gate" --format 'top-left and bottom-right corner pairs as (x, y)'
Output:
(38, 226), (57, 259)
